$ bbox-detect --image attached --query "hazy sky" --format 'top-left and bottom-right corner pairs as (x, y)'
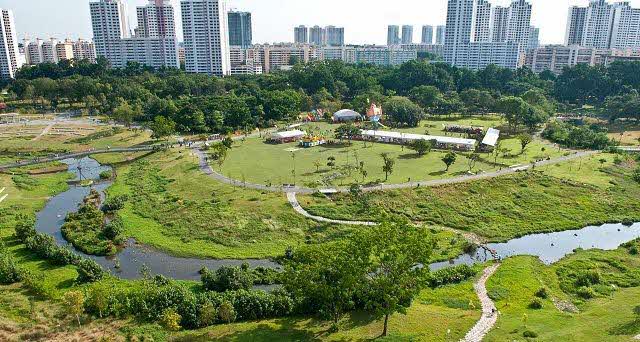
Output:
(3, 0), (640, 45)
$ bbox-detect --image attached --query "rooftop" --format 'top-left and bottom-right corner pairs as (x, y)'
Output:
(360, 130), (477, 146)
(481, 128), (501, 147)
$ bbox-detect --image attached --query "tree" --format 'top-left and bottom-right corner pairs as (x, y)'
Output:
(380, 153), (395, 181)
(408, 85), (442, 112)
(209, 143), (230, 169)
(327, 156), (336, 169)
(467, 153), (480, 172)
(284, 240), (368, 328)
(442, 152), (457, 171)
(201, 265), (253, 292)
(62, 290), (85, 326)
(408, 139), (435, 156)
(634, 305), (640, 322)
(517, 134), (533, 153)
(385, 96), (425, 127)
(497, 96), (528, 133)
(112, 100), (139, 127)
(150, 116), (176, 140)
(355, 218), (435, 337)
(334, 123), (360, 144)
(314, 160), (322, 173)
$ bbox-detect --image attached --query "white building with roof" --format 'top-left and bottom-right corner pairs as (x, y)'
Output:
(359, 130), (477, 151)
(268, 130), (306, 143)
(333, 109), (362, 122)
(481, 128), (500, 151)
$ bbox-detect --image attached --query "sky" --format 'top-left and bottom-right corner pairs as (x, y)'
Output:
(2, 0), (640, 45)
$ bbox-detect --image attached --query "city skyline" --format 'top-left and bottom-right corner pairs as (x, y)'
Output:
(6, 0), (640, 45)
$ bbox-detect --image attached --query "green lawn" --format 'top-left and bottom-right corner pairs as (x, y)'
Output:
(485, 248), (640, 341)
(299, 169), (640, 242)
(219, 117), (563, 188)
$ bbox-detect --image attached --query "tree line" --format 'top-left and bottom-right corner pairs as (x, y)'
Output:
(3, 58), (640, 135)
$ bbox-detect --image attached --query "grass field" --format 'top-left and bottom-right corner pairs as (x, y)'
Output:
(485, 247), (640, 341)
(218, 117), (563, 187)
(299, 168), (640, 242)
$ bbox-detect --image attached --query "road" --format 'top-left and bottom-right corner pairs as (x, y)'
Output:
(286, 192), (377, 226)
(461, 264), (501, 342)
(0, 146), (161, 171)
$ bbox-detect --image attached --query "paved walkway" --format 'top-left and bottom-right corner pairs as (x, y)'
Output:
(286, 192), (377, 226)
(0, 187), (7, 205)
(461, 264), (501, 342)
(0, 146), (161, 171)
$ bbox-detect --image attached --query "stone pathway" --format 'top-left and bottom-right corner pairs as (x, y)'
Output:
(634, 334), (640, 340)
(461, 264), (501, 342)
(286, 192), (377, 226)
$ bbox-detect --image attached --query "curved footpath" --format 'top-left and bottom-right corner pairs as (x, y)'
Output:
(461, 264), (501, 342)
(286, 192), (377, 226)
(194, 148), (598, 195)
(0, 146), (161, 171)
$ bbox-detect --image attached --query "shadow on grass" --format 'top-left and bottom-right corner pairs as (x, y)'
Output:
(398, 153), (423, 160)
(172, 320), (323, 342)
(608, 320), (640, 336)
(428, 170), (447, 176)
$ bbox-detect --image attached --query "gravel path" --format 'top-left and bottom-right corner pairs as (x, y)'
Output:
(286, 192), (377, 226)
(461, 264), (501, 342)
(31, 122), (55, 141)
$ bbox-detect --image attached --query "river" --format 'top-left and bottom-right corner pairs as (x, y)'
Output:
(34, 157), (640, 280)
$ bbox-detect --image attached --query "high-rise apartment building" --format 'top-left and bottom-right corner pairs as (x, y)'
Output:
(72, 39), (97, 62)
(56, 39), (75, 61)
(421, 25), (434, 44)
(309, 26), (324, 45)
(491, 6), (509, 43)
(583, 0), (615, 49)
(325, 26), (344, 46)
(25, 39), (58, 64)
(505, 0), (532, 49)
(565, 0), (640, 49)
(228, 11), (252, 48)
(91, 0), (178, 68)
(401, 25), (414, 44)
(565, 6), (587, 45)
(90, 0), (130, 59)
(387, 25), (400, 45)
(294, 25), (308, 44)
(435, 25), (446, 44)
(474, 0), (492, 42)
(0, 8), (19, 79)
(528, 26), (540, 49)
(444, 0), (523, 69)
(610, 2), (640, 49)
(181, 0), (230, 76)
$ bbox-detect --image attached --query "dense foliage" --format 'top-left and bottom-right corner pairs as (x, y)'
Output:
(542, 121), (612, 150)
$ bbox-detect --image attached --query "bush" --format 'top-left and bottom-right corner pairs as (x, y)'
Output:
(103, 216), (125, 241)
(523, 330), (539, 338)
(14, 215), (36, 241)
(575, 270), (601, 287)
(19, 270), (51, 298)
(534, 287), (548, 299)
(99, 170), (112, 180)
(0, 247), (21, 285)
(576, 286), (597, 299)
(160, 308), (182, 331)
(201, 266), (253, 292)
(101, 194), (129, 213)
(218, 301), (236, 323)
(529, 298), (544, 309)
(198, 302), (217, 328)
(427, 265), (478, 288)
(76, 259), (106, 283)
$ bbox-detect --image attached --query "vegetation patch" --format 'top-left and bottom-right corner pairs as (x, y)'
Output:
(301, 171), (640, 241)
(61, 190), (124, 256)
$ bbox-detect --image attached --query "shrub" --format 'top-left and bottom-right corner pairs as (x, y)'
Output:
(101, 194), (129, 213)
(427, 265), (477, 288)
(76, 259), (106, 283)
(576, 286), (597, 299)
(218, 301), (236, 323)
(14, 215), (36, 241)
(160, 308), (182, 331)
(523, 330), (539, 338)
(99, 170), (112, 180)
(529, 298), (544, 309)
(633, 167), (640, 184)
(201, 266), (253, 292)
(19, 270), (50, 298)
(575, 270), (601, 287)
(534, 287), (548, 299)
(0, 247), (21, 284)
(103, 216), (125, 241)
(198, 302), (217, 328)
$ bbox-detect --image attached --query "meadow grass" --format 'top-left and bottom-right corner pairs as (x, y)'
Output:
(485, 249), (640, 341)
(299, 169), (640, 242)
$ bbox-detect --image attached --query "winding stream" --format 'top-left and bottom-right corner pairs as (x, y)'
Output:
(35, 158), (640, 280)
